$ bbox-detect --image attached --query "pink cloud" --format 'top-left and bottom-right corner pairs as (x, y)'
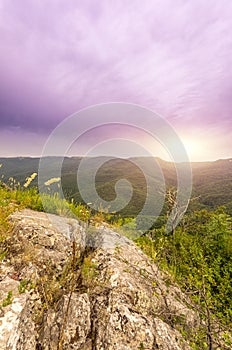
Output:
(0, 0), (232, 158)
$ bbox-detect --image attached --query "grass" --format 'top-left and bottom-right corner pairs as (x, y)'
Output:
(0, 182), (89, 239)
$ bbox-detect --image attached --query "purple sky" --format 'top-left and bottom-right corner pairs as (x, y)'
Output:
(0, 0), (232, 160)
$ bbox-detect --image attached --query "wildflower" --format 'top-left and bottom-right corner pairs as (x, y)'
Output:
(44, 177), (61, 186)
(24, 172), (37, 188)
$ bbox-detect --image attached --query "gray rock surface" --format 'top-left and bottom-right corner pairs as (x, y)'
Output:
(0, 209), (202, 349)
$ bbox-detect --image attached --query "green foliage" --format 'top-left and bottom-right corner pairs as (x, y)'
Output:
(2, 290), (13, 307)
(136, 208), (232, 345)
(40, 192), (70, 216)
(18, 279), (35, 294)
(18, 279), (28, 294)
(81, 256), (98, 286)
(68, 201), (90, 222)
(136, 234), (165, 261)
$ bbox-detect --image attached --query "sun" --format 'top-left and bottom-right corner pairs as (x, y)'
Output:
(181, 137), (203, 161)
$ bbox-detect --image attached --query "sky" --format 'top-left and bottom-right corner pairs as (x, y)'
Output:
(0, 0), (232, 161)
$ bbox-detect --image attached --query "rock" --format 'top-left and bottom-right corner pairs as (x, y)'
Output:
(0, 294), (27, 350)
(0, 209), (221, 349)
(38, 293), (91, 349)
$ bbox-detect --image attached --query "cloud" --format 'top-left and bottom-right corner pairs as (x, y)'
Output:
(0, 0), (232, 158)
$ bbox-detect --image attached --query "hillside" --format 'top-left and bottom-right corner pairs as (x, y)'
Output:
(191, 159), (232, 212)
(0, 174), (231, 349)
(1, 156), (232, 215)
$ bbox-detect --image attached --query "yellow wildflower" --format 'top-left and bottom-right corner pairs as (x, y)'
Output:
(44, 177), (61, 186)
(24, 172), (37, 188)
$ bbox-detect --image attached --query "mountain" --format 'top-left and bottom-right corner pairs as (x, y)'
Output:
(1, 156), (232, 215)
(191, 158), (232, 212)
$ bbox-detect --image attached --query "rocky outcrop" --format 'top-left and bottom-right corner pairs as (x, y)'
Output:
(0, 209), (204, 349)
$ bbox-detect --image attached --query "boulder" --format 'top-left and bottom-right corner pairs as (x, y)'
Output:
(0, 209), (201, 349)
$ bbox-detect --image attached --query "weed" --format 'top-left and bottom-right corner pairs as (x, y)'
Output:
(18, 279), (35, 294)
(2, 290), (13, 307)
(81, 255), (98, 287)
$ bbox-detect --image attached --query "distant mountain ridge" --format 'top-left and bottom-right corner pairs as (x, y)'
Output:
(0, 156), (232, 215)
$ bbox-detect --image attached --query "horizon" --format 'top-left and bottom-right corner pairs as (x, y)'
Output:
(0, 1), (232, 161)
(1, 154), (232, 164)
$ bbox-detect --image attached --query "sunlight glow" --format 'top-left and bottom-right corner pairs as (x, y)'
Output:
(181, 137), (204, 161)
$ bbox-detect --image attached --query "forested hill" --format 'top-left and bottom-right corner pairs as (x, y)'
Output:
(0, 156), (232, 215)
